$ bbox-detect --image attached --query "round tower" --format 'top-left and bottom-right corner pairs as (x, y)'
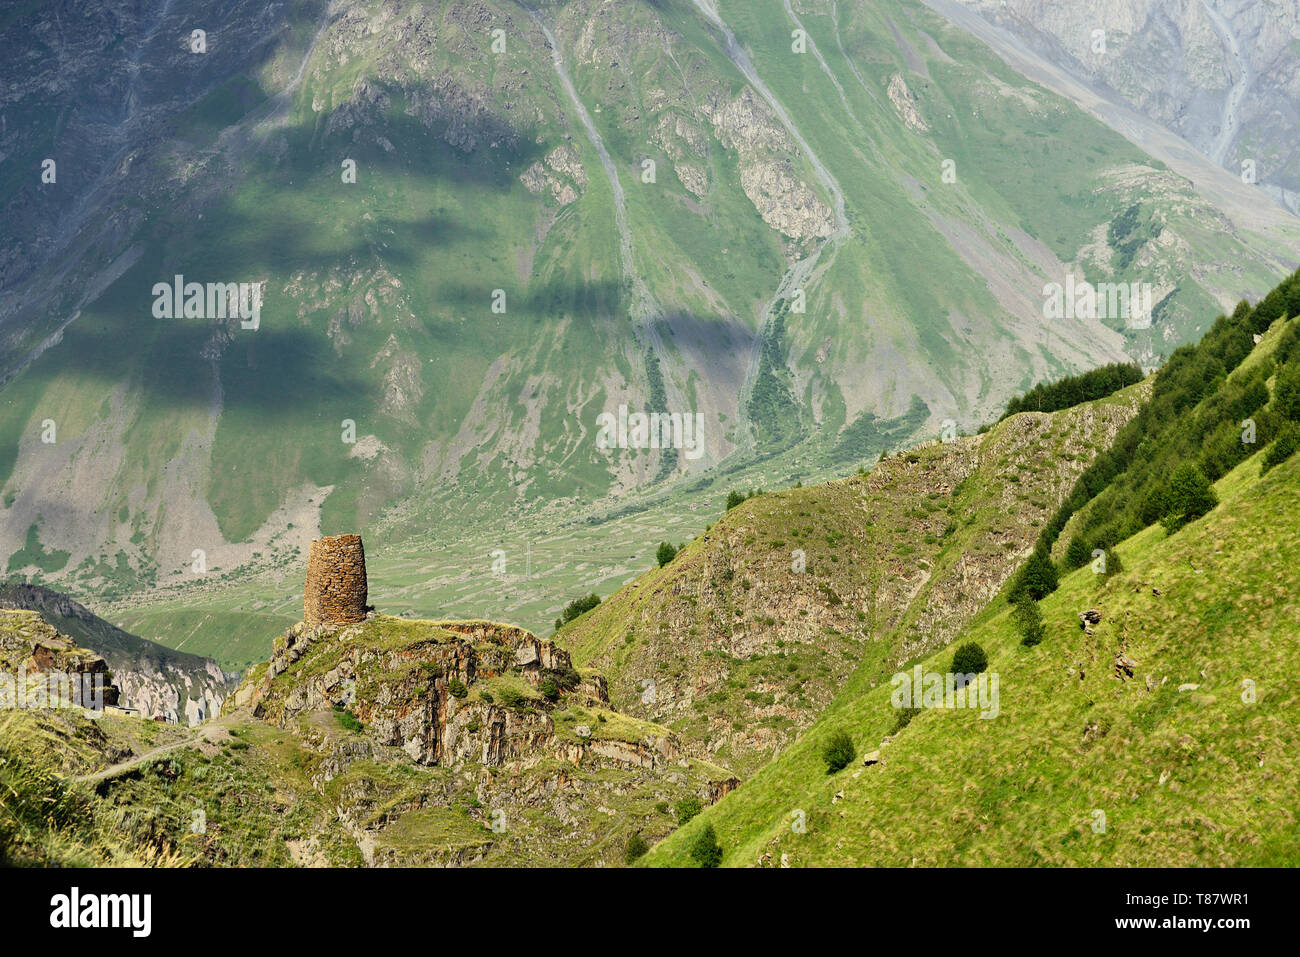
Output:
(303, 534), (368, 627)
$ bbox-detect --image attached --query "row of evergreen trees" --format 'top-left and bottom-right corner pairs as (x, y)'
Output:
(999, 361), (1145, 421)
(1006, 268), (1300, 609)
(1047, 270), (1300, 564)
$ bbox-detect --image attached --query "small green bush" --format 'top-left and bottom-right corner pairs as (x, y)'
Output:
(555, 593), (601, 631)
(1011, 596), (1046, 647)
(624, 832), (649, 864)
(821, 730), (856, 773)
(448, 677), (468, 699)
(674, 796), (704, 825)
(1159, 461), (1218, 533)
(335, 707), (363, 732)
(889, 706), (921, 735)
(1262, 422), (1300, 474)
(656, 541), (678, 567)
(498, 687), (526, 709)
(1064, 537), (1092, 569)
(951, 642), (989, 676)
(1013, 547), (1059, 601)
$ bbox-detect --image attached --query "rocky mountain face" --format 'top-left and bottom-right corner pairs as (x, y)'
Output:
(0, 608), (121, 709)
(0, 582), (234, 722)
(947, 0), (1300, 212)
(216, 613), (736, 865)
(0, 0), (1292, 609)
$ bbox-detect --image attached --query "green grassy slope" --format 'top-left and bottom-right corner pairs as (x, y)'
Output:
(642, 281), (1300, 867)
(644, 445), (1300, 866)
(560, 381), (1147, 777)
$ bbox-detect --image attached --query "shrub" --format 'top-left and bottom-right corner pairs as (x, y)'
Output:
(656, 541), (678, 567)
(1274, 361), (1300, 421)
(555, 593), (601, 631)
(674, 796), (704, 825)
(821, 730), (856, 773)
(543, 666), (581, 692)
(1064, 537), (1092, 569)
(335, 707), (363, 732)
(889, 706), (922, 735)
(728, 488), (759, 512)
(448, 677), (468, 699)
(497, 687), (526, 709)
(951, 642), (989, 676)
(623, 832), (649, 864)
(1262, 422), (1300, 475)
(1011, 596), (1046, 647)
(1013, 547), (1059, 601)
(688, 823), (723, 868)
(538, 678), (559, 702)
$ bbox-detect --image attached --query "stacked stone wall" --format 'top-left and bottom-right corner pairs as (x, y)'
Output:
(304, 534), (368, 626)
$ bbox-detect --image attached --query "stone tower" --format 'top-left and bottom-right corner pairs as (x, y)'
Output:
(304, 534), (368, 627)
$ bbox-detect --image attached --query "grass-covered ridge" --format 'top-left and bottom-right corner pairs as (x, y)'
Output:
(641, 275), (1300, 866)
(559, 382), (1147, 778)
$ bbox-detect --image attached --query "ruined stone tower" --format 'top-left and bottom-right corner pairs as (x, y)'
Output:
(303, 534), (368, 627)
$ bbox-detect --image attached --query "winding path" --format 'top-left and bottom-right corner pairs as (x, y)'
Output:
(71, 714), (236, 786)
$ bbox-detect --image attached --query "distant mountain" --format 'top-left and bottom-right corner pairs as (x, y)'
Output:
(0, 581), (235, 722)
(1, 0), (1295, 612)
(946, 0), (1300, 214)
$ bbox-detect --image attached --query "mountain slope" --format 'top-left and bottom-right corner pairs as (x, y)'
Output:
(1, 0), (1293, 621)
(946, 0), (1300, 215)
(642, 276), (1300, 866)
(560, 379), (1147, 777)
(646, 443), (1300, 866)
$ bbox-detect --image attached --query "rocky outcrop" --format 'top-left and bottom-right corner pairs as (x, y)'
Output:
(0, 609), (120, 710)
(519, 144), (589, 205)
(705, 89), (835, 240)
(0, 582), (234, 723)
(887, 74), (929, 134)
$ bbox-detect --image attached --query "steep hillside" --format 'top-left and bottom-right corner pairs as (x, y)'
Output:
(645, 445), (1300, 866)
(1, 0), (1291, 620)
(561, 381), (1147, 776)
(0, 582), (235, 722)
(643, 277), (1300, 866)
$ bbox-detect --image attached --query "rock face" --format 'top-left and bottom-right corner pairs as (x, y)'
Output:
(0, 609), (121, 710)
(0, 582), (234, 723)
(950, 0), (1300, 212)
(304, 535), (369, 627)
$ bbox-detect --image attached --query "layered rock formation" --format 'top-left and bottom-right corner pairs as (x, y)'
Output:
(0, 608), (120, 710)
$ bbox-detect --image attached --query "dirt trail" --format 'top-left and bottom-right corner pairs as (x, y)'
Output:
(72, 713), (238, 785)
